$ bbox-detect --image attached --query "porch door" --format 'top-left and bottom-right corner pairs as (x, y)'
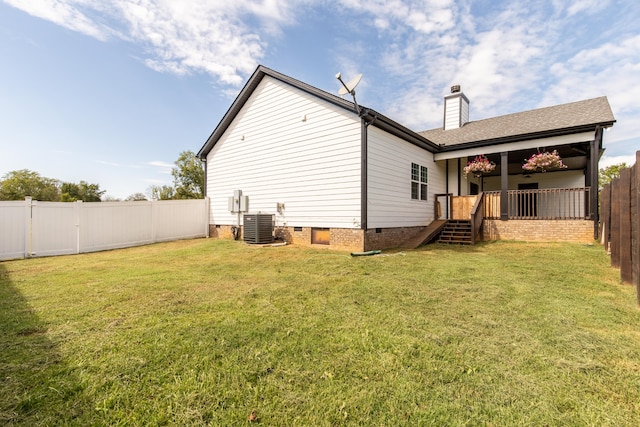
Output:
(518, 183), (538, 218)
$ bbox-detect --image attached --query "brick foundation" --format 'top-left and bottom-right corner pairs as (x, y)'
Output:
(209, 224), (241, 240)
(364, 226), (427, 251)
(208, 224), (425, 252)
(483, 219), (595, 243)
(209, 220), (594, 249)
(276, 226), (364, 251)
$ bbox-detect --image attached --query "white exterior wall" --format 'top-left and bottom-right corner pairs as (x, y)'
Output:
(444, 94), (469, 131)
(367, 126), (445, 228)
(482, 170), (589, 218)
(206, 76), (362, 229)
(444, 96), (461, 130)
(482, 169), (586, 191)
(461, 98), (469, 127)
(444, 158), (467, 196)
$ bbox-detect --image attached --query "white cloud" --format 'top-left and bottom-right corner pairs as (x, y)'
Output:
(6, 0), (640, 152)
(540, 34), (640, 149)
(344, 0), (550, 128)
(565, 0), (612, 16)
(334, 0), (640, 161)
(147, 160), (173, 174)
(543, 35), (640, 110)
(3, 0), (298, 85)
(143, 177), (168, 184)
(3, 0), (110, 40)
(599, 154), (636, 169)
(95, 160), (122, 167)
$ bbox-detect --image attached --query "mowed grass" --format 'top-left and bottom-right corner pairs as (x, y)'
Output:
(1, 239), (639, 426)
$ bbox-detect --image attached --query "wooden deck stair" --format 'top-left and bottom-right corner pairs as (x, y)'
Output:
(437, 220), (473, 245)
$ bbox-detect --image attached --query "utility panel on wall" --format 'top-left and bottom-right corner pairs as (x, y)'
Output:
(228, 189), (249, 213)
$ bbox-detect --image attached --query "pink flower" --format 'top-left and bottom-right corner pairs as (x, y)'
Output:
(463, 155), (496, 178)
(522, 150), (567, 172)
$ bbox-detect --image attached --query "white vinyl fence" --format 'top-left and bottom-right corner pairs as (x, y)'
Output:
(0, 198), (210, 260)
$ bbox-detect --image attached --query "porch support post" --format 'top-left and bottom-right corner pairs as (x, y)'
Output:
(589, 128), (602, 236)
(500, 151), (509, 220)
(457, 158), (462, 196)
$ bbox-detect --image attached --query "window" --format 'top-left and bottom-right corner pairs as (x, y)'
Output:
(411, 163), (428, 201)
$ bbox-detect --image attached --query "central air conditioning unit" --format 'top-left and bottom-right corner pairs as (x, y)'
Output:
(243, 214), (274, 244)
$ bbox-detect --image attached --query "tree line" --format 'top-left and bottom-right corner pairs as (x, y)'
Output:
(0, 151), (204, 202)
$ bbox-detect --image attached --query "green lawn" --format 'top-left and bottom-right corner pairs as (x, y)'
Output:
(1, 239), (639, 426)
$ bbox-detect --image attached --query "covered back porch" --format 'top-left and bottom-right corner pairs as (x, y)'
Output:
(433, 130), (603, 243)
(435, 188), (595, 244)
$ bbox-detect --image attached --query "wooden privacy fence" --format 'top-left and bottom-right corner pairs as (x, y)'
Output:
(599, 151), (640, 304)
(0, 198), (210, 260)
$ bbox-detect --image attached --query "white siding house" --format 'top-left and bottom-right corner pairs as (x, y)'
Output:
(367, 126), (445, 228)
(198, 66), (616, 250)
(205, 76), (362, 230)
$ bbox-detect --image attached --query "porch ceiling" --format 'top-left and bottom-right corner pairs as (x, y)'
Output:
(440, 142), (589, 176)
(450, 141), (592, 177)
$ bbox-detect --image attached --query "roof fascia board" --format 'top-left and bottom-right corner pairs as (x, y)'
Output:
(434, 130), (595, 161)
(197, 66), (264, 159)
(435, 122), (614, 155)
(361, 108), (440, 152)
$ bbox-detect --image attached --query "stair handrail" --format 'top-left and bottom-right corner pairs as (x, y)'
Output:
(469, 192), (484, 245)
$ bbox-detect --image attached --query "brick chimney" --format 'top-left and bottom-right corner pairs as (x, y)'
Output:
(443, 85), (469, 130)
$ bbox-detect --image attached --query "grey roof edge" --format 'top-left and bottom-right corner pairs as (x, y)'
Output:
(197, 66), (615, 160)
(197, 65), (440, 158)
(422, 96), (616, 149)
(360, 107), (440, 151)
(437, 121), (616, 153)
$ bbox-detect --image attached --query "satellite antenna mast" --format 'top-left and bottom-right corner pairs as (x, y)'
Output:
(336, 72), (362, 114)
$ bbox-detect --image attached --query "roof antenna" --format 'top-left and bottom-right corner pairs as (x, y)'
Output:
(336, 72), (362, 114)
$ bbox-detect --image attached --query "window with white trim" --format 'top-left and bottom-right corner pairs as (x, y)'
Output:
(411, 163), (428, 201)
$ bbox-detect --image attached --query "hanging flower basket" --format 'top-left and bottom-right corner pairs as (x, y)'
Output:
(463, 155), (496, 179)
(522, 150), (567, 172)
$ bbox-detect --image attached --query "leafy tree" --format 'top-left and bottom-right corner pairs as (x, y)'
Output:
(599, 163), (628, 189)
(148, 184), (175, 200)
(172, 150), (204, 199)
(0, 169), (61, 201)
(102, 195), (121, 202)
(60, 181), (105, 202)
(125, 192), (148, 201)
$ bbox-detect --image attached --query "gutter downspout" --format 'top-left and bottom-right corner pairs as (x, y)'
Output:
(201, 157), (209, 237)
(201, 158), (207, 197)
(500, 152), (509, 220)
(360, 109), (378, 235)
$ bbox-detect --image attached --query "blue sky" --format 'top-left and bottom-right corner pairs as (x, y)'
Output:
(1, 0), (638, 200)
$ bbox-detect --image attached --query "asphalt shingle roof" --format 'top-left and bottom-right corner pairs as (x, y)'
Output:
(419, 96), (615, 147)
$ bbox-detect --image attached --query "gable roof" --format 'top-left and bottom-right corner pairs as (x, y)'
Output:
(420, 96), (616, 150)
(197, 65), (439, 158)
(198, 66), (616, 159)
